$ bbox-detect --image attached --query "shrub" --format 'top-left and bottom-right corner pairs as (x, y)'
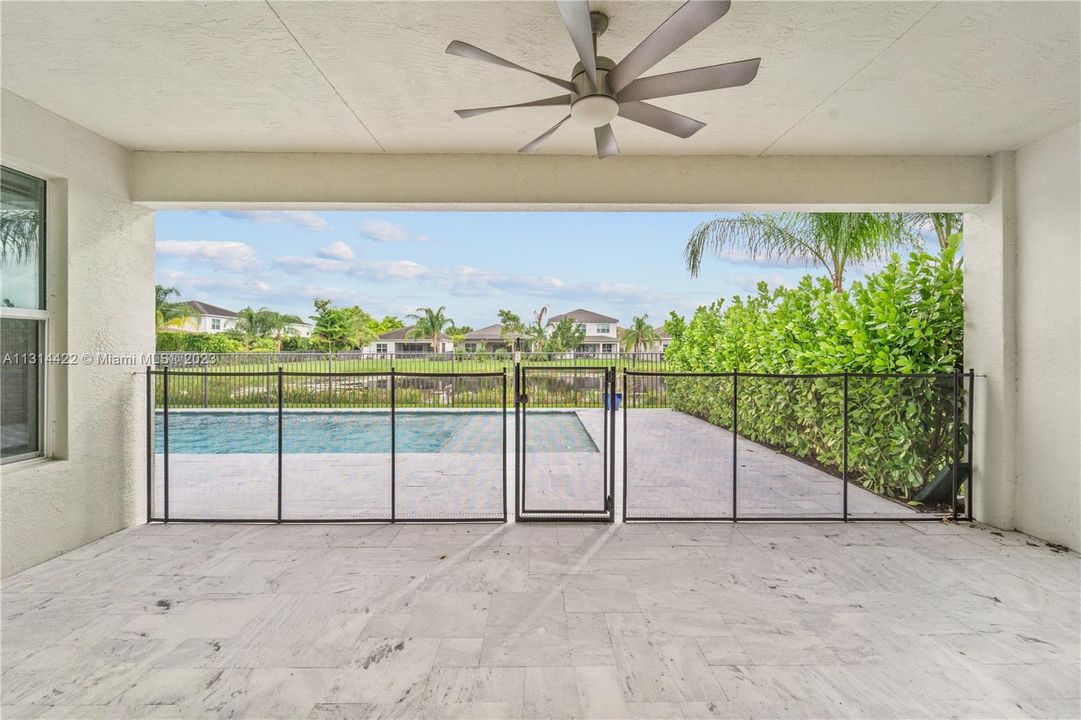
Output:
(664, 244), (965, 501)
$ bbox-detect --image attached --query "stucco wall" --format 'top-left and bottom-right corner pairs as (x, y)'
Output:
(0, 90), (155, 577)
(1013, 123), (1081, 550)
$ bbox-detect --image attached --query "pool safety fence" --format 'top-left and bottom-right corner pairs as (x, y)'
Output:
(147, 366), (976, 525)
(148, 367), (508, 523)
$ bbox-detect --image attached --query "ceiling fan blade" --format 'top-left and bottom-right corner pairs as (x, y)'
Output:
(595, 124), (619, 158)
(617, 58), (760, 103)
(455, 95), (571, 119)
(618, 101), (706, 138)
(607, 1), (732, 93)
(556, 1), (598, 91)
(518, 115), (572, 153)
(446, 40), (575, 92)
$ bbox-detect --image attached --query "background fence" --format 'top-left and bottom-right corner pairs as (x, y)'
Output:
(154, 352), (669, 409)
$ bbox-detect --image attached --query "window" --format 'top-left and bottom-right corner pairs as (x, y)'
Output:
(576, 323), (586, 333)
(376, 343), (388, 354)
(602, 343), (615, 353)
(210, 318), (221, 331)
(465, 342), (477, 352)
(596, 324), (610, 334)
(1, 166), (47, 463)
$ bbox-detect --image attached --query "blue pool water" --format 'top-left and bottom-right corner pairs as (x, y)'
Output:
(154, 411), (597, 454)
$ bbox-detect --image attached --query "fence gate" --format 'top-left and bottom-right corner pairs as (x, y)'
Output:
(516, 365), (615, 522)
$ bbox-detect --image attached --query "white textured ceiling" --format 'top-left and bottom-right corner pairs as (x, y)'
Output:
(2, 1), (1078, 156)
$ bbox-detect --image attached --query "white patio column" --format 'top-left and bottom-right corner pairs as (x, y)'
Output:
(963, 151), (1019, 532)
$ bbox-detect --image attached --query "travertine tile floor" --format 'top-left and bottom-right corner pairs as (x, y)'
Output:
(2, 521), (1078, 719)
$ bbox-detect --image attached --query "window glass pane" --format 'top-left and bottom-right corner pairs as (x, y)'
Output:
(1, 318), (42, 460)
(1, 167), (46, 310)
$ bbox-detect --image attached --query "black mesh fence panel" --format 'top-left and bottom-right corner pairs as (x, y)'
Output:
(393, 374), (506, 520)
(281, 372), (393, 520)
(624, 373), (735, 520)
(521, 368), (608, 515)
(847, 374), (960, 519)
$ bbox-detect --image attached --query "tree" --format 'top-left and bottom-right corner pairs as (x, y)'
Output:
(545, 318), (586, 353)
(369, 315), (404, 336)
(236, 307), (298, 350)
(448, 324), (474, 347)
(154, 285), (193, 331)
(310, 298), (376, 351)
(497, 309), (525, 347)
(525, 305), (550, 351)
(901, 212), (963, 252)
(684, 212), (914, 292)
(406, 306), (453, 351)
(621, 314), (660, 353)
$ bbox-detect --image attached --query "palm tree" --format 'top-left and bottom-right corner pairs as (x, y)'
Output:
(526, 305), (549, 352)
(684, 212), (913, 292)
(900, 212), (963, 252)
(621, 315), (659, 353)
(154, 285), (193, 331)
(406, 306), (453, 351)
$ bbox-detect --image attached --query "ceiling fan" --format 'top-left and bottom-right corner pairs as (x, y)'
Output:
(445, 1), (760, 158)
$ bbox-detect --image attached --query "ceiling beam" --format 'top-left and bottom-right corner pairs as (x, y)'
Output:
(131, 151), (990, 210)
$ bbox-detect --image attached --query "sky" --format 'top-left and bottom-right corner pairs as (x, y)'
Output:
(154, 210), (897, 329)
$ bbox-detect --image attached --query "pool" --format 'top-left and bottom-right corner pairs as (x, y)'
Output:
(154, 410), (598, 454)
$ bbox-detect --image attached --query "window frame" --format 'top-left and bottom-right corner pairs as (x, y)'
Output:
(0, 165), (49, 465)
(596, 324), (610, 334)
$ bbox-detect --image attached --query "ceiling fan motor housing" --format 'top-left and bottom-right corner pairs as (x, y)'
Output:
(570, 56), (618, 127)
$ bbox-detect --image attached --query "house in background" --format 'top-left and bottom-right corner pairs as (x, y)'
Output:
(177, 300), (237, 334)
(463, 324), (513, 353)
(284, 317), (313, 338)
(369, 325), (454, 353)
(547, 309), (619, 354)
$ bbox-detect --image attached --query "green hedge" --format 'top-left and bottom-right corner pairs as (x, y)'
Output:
(664, 244), (965, 502)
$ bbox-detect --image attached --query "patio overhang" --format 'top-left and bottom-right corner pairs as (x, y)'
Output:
(129, 151), (991, 211)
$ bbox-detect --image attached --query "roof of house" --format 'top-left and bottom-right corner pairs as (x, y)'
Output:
(464, 323), (504, 340)
(547, 309), (618, 324)
(184, 300), (236, 318)
(655, 327), (671, 339)
(377, 324), (452, 342)
(580, 335), (621, 344)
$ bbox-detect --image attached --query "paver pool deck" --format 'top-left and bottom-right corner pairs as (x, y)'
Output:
(152, 409), (916, 520)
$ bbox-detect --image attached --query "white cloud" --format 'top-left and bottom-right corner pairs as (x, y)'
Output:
(274, 252), (679, 307)
(317, 241), (355, 261)
(360, 218), (429, 243)
(156, 239), (264, 272)
(158, 270), (274, 298)
(217, 210), (329, 230)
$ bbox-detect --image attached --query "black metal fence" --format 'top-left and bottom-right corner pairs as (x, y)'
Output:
(147, 364), (976, 525)
(622, 369), (975, 522)
(148, 368), (507, 523)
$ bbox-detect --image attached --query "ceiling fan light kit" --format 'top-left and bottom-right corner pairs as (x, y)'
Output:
(446, 0), (760, 158)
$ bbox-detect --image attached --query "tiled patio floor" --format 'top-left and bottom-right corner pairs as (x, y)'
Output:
(2, 521), (1077, 719)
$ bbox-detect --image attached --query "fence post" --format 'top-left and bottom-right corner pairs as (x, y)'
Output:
(390, 366), (396, 523)
(202, 369), (209, 409)
(842, 371), (849, 522)
(951, 370), (960, 521)
(163, 365), (170, 523)
(277, 366), (283, 524)
(266, 357), (271, 408)
(622, 368), (628, 522)
(608, 366), (616, 523)
(146, 366), (153, 523)
(502, 369), (508, 523)
(732, 368), (738, 522)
